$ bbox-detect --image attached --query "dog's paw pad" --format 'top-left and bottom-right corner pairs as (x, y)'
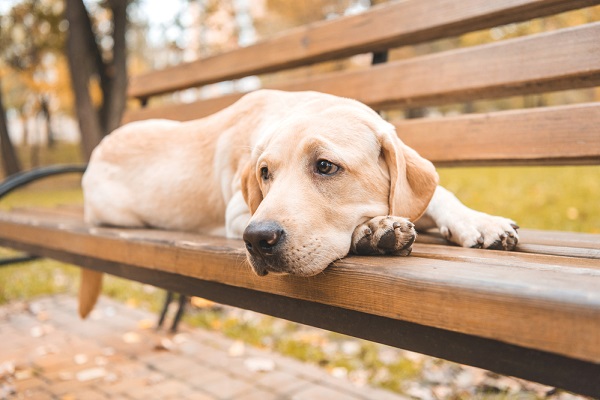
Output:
(351, 216), (416, 256)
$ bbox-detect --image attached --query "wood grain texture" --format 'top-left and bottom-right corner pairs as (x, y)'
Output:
(128, 0), (600, 99)
(1, 209), (598, 364)
(394, 103), (600, 166)
(123, 23), (600, 125)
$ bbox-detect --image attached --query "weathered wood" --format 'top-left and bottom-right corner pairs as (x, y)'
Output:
(123, 93), (243, 124)
(7, 243), (600, 397)
(277, 23), (600, 109)
(396, 103), (600, 166)
(0, 210), (598, 366)
(128, 0), (600, 99)
(123, 23), (600, 125)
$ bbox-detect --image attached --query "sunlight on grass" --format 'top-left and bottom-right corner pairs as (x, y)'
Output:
(0, 187), (83, 210)
(439, 166), (600, 233)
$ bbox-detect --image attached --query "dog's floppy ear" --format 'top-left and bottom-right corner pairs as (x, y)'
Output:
(240, 158), (263, 214)
(379, 124), (439, 221)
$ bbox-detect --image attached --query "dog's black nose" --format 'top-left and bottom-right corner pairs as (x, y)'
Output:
(243, 221), (285, 256)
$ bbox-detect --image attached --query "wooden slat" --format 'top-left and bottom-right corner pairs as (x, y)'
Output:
(519, 229), (600, 249)
(123, 23), (600, 124)
(395, 103), (600, 166)
(418, 232), (600, 260)
(128, 0), (600, 99)
(123, 93), (243, 125)
(5, 239), (598, 396)
(0, 210), (598, 364)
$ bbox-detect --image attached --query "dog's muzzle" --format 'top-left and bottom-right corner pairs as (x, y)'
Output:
(243, 220), (286, 276)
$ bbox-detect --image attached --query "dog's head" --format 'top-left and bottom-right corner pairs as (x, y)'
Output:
(240, 94), (438, 276)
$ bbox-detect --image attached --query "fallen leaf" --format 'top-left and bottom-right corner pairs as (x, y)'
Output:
(244, 357), (275, 373)
(14, 368), (33, 380)
(73, 354), (88, 365)
(76, 367), (106, 382)
(122, 332), (141, 344)
(154, 338), (175, 352)
(229, 341), (245, 357)
(30, 326), (44, 338)
(191, 297), (215, 309)
(172, 333), (188, 344)
(331, 367), (348, 379)
(0, 361), (15, 378)
(137, 319), (154, 330)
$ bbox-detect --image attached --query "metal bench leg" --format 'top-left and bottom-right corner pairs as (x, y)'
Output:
(157, 291), (174, 329)
(171, 294), (187, 332)
(156, 291), (187, 332)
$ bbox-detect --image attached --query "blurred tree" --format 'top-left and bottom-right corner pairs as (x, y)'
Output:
(0, 79), (22, 176)
(257, 0), (353, 34)
(0, 0), (66, 171)
(64, 0), (130, 160)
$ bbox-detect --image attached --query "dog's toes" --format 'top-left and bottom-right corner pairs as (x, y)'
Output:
(469, 235), (484, 249)
(351, 216), (416, 256)
(446, 215), (519, 251)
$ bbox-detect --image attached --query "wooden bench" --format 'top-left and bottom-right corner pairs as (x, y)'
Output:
(1, 0), (599, 396)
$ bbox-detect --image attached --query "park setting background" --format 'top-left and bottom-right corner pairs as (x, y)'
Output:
(0, 0), (599, 398)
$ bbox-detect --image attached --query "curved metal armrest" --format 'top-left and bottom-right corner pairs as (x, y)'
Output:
(0, 164), (87, 200)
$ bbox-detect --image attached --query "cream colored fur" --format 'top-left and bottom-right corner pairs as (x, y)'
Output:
(79, 90), (518, 318)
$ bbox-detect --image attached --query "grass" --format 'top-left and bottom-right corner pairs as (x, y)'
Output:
(438, 166), (600, 233)
(0, 142), (598, 397)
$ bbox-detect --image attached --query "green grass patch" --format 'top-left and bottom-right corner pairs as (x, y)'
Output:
(439, 166), (599, 233)
(0, 187), (83, 210)
(0, 260), (80, 304)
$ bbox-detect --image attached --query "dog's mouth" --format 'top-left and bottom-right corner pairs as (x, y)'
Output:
(246, 253), (327, 277)
(250, 258), (270, 276)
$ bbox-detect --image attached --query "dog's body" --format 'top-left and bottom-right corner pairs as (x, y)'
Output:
(80, 90), (518, 317)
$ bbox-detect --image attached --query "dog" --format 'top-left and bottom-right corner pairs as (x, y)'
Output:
(79, 90), (518, 317)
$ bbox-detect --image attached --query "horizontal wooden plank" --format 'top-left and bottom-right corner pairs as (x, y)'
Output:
(128, 0), (600, 99)
(123, 23), (600, 124)
(278, 22), (600, 109)
(0, 210), (598, 365)
(8, 243), (600, 396)
(123, 93), (244, 125)
(418, 232), (600, 260)
(395, 103), (600, 166)
(15, 205), (599, 254)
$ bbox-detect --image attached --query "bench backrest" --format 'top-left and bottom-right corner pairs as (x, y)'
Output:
(123, 0), (600, 167)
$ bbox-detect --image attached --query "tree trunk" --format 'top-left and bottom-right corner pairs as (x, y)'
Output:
(101, 0), (129, 135)
(65, 0), (130, 160)
(40, 95), (55, 148)
(0, 80), (22, 176)
(65, 0), (105, 160)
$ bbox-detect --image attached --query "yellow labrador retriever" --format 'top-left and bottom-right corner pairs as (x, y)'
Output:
(80, 90), (518, 317)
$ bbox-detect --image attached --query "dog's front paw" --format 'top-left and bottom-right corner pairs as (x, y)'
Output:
(351, 216), (416, 256)
(440, 212), (519, 251)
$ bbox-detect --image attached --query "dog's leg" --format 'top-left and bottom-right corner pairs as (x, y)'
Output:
(416, 186), (519, 250)
(225, 191), (252, 239)
(351, 216), (416, 256)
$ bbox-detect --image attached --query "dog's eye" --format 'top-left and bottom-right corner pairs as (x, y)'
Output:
(316, 159), (339, 175)
(260, 166), (269, 180)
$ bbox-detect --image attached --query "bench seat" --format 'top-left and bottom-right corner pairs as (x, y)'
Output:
(1, 206), (598, 395)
